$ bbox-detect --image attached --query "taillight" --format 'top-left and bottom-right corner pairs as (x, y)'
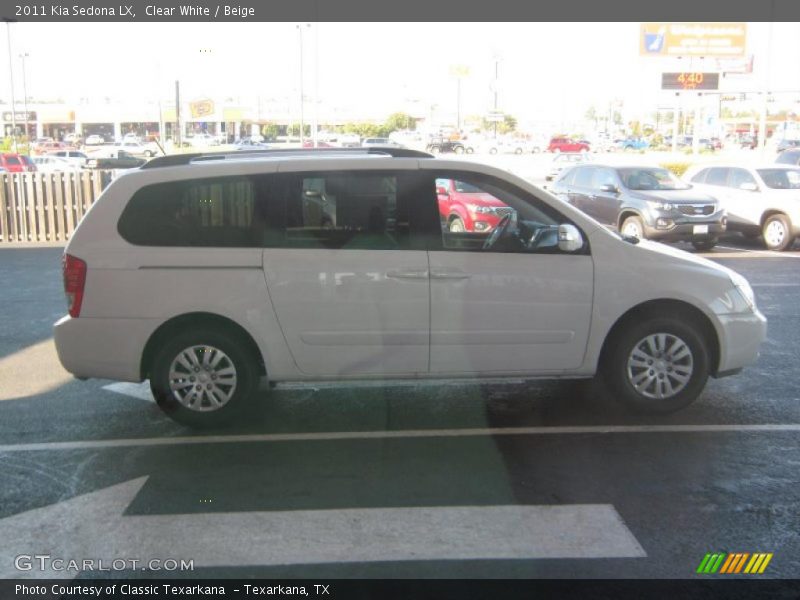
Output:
(63, 254), (87, 318)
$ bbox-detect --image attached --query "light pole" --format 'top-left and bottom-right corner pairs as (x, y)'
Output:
(3, 18), (18, 152)
(19, 52), (29, 151)
(296, 24), (310, 145)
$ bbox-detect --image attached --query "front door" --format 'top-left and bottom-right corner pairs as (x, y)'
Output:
(420, 166), (594, 374)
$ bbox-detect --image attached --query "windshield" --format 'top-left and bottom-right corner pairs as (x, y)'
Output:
(757, 169), (800, 190)
(453, 180), (486, 193)
(618, 168), (690, 191)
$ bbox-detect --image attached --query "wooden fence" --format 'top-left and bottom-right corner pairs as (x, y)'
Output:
(0, 170), (116, 244)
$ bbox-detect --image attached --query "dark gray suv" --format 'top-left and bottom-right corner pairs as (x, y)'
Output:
(551, 164), (727, 251)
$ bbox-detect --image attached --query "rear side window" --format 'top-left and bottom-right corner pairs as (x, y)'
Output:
(277, 173), (409, 250)
(118, 176), (261, 247)
(556, 168), (576, 186)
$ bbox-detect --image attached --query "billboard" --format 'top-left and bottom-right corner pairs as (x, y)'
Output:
(640, 23), (747, 58)
(661, 72), (720, 91)
(189, 99), (215, 119)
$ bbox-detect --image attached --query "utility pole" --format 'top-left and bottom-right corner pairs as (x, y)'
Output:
(3, 19), (18, 152)
(493, 58), (499, 139)
(296, 24), (309, 145)
(20, 52), (29, 151)
(175, 80), (181, 147)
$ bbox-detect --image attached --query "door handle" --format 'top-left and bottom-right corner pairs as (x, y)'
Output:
(430, 269), (471, 280)
(386, 269), (428, 280)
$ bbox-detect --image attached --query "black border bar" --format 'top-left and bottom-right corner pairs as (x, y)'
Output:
(1, 0), (800, 22)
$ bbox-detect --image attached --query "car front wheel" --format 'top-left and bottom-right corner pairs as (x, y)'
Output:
(150, 327), (259, 427)
(621, 215), (646, 240)
(602, 315), (710, 413)
(762, 214), (794, 251)
(449, 217), (466, 232)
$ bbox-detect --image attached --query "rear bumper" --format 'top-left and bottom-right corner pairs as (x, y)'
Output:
(715, 309), (768, 375)
(54, 315), (155, 382)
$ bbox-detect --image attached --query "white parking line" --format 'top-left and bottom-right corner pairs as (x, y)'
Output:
(0, 423), (798, 453)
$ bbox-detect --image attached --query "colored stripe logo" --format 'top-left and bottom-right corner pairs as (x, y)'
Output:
(696, 552), (773, 574)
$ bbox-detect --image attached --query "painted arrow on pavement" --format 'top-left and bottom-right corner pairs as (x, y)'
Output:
(1, 477), (646, 579)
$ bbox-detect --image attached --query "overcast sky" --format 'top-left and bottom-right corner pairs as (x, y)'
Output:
(3, 22), (800, 126)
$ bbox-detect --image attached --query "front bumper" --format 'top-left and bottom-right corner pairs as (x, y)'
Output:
(644, 211), (727, 241)
(714, 309), (768, 375)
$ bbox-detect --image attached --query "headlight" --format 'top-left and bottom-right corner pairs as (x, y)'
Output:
(466, 203), (495, 215)
(646, 200), (669, 211)
(729, 271), (756, 310)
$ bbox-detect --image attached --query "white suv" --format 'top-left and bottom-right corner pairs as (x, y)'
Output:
(685, 164), (800, 251)
(55, 148), (767, 426)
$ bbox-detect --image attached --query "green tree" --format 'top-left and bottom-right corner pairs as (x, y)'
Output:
(260, 122), (280, 141)
(384, 112), (415, 132)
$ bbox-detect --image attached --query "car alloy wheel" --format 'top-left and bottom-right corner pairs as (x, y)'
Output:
(621, 217), (644, 239)
(449, 217), (466, 232)
(762, 214), (792, 251)
(626, 333), (693, 400)
(168, 345), (237, 412)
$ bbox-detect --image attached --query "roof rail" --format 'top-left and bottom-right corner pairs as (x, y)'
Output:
(140, 146), (435, 169)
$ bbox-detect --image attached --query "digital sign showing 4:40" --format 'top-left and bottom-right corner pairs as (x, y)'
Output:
(661, 72), (720, 91)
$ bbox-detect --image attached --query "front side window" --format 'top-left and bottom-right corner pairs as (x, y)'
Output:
(728, 168), (758, 189)
(705, 168), (729, 187)
(690, 169), (709, 184)
(428, 171), (578, 254)
(618, 168), (690, 191)
(118, 176), (260, 247)
(573, 167), (594, 188)
(591, 168), (618, 190)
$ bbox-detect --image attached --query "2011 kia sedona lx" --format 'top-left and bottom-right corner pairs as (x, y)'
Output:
(54, 148), (767, 426)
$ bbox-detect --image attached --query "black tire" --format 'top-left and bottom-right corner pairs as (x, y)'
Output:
(465, 147), (474, 154)
(429, 145), (441, 154)
(602, 313), (710, 414)
(489, 147), (498, 155)
(691, 238), (718, 252)
(454, 146), (465, 154)
(143, 150), (153, 157)
(150, 327), (259, 427)
(620, 215), (646, 240)
(762, 214), (794, 251)
(514, 148), (523, 155)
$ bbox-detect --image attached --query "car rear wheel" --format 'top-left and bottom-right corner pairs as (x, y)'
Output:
(454, 146), (465, 154)
(621, 215), (646, 240)
(602, 316), (710, 413)
(489, 148), (498, 155)
(691, 238), (718, 252)
(465, 148), (474, 154)
(150, 327), (259, 427)
(762, 214), (794, 251)
(449, 217), (466, 232)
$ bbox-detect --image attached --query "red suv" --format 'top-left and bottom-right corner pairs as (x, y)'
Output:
(436, 178), (512, 233)
(0, 153), (37, 173)
(548, 137), (590, 153)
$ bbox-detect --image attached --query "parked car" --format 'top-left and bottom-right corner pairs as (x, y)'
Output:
(427, 137), (465, 154)
(436, 177), (514, 233)
(53, 147), (766, 426)
(545, 152), (591, 182)
(33, 155), (82, 172)
(32, 141), (73, 156)
(63, 133), (83, 145)
(616, 138), (649, 151)
(301, 141), (337, 148)
(501, 139), (543, 154)
(185, 133), (217, 148)
(338, 133), (361, 148)
(685, 164), (800, 251)
(548, 137), (590, 153)
(361, 138), (404, 148)
(739, 135), (758, 150)
(462, 138), (500, 154)
(84, 134), (105, 145)
(112, 141), (160, 158)
(0, 153), (37, 172)
(48, 150), (89, 166)
(85, 151), (147, 169)
(775, 139), (800, 153)
(550, 164), (726, 251)
(776, 149), (800, 166)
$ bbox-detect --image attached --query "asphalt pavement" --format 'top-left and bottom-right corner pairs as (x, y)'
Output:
(0, 238), (798, 580)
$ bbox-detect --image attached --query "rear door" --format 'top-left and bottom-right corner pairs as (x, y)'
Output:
(587, 167), (623, 225)
(260, 168), (432, 377)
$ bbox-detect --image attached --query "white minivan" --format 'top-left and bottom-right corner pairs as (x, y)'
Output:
(55, 148), (767, 426)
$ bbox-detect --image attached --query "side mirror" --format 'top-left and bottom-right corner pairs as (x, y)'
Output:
(558, 224), (584, 253)
(740, 182), (758, 192)
(600, 183), (618, 194)
(436, 186), (449, 196)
